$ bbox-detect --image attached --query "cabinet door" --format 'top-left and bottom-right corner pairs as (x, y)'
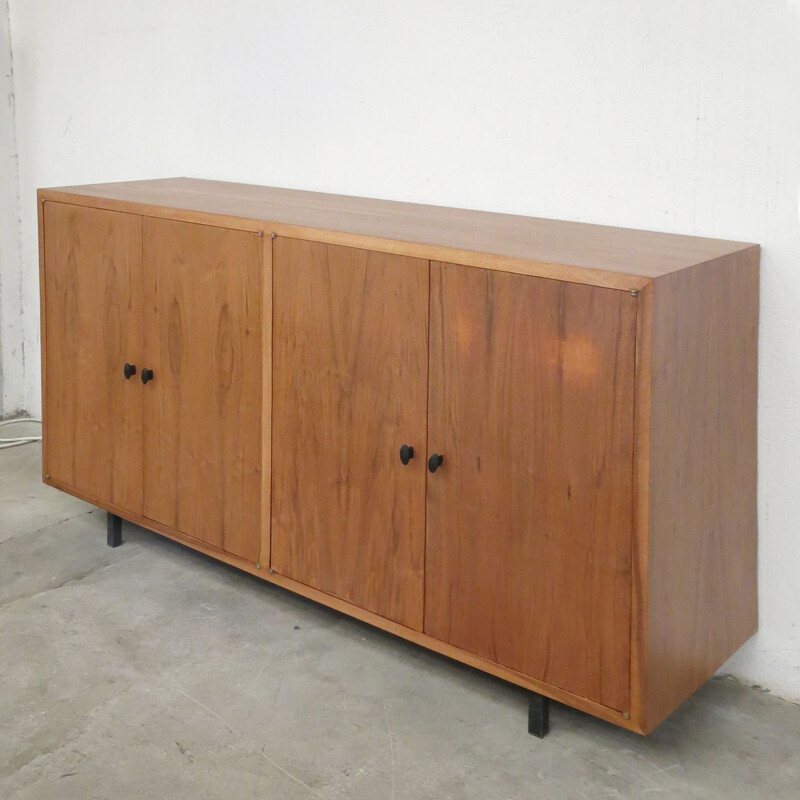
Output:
(271, 239), (428, 630)
(425, 262), (636, 711)
(142, 219), (263, 562)
(42, 202), (143, 513)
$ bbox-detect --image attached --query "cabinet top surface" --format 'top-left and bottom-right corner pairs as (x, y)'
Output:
(40, 177), (757, 279)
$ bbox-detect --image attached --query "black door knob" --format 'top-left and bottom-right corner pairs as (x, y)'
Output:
(428, 453), (444, 473)
(399, 444), (414, 465)
(123, 363), (137, 380)
(141, 368), (154, 385)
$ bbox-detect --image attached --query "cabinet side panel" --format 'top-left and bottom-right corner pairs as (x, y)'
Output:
(41, 201), (144, 513)
(645, 247), (759, 731)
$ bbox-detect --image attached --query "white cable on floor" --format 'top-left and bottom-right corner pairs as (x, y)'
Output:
(0, 418), (43, 449)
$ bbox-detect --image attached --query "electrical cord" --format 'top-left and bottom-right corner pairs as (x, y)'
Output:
(0, 418), (43, 450)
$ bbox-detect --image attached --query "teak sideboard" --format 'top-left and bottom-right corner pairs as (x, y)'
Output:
(37, 178), (759, 736)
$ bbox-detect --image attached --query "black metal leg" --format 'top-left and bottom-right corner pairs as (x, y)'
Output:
(107, 512), (122, 548)
(528, 693), (550, 738)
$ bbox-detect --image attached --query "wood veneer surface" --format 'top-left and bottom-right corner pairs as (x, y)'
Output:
(42, 202), (144, 514)
(271, 238), (429, 629)
(42, 178), (755, 280)
(643, 248), (759, 730)
(142, 218), (263, 562)
(424, 262), (637, 711)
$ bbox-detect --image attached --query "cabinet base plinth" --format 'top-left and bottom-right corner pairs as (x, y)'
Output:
(107, 512), (122, 548)
(528, 693), (550, 738)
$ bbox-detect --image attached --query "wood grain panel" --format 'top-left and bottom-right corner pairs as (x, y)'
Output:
(41, 202), (143, 513)
(142, 219), (262, 562)
(271, 238), (428, 630)
(643, 248), (759, 731)
(425, 262), (637, 711)
(41, 178), (755, 281)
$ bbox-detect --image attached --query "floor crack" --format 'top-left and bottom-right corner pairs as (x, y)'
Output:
(0, 551), (145, 610)
(0, 508), (96, 547)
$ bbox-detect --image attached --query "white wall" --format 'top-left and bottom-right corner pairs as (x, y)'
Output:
(0, 0), (23, 418)
(5, 1), (800, 701)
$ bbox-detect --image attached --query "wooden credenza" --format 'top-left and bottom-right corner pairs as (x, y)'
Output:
(38, 178), (759, 735)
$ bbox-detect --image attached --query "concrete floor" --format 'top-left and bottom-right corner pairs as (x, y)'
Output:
(1, 427), (799, 799)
